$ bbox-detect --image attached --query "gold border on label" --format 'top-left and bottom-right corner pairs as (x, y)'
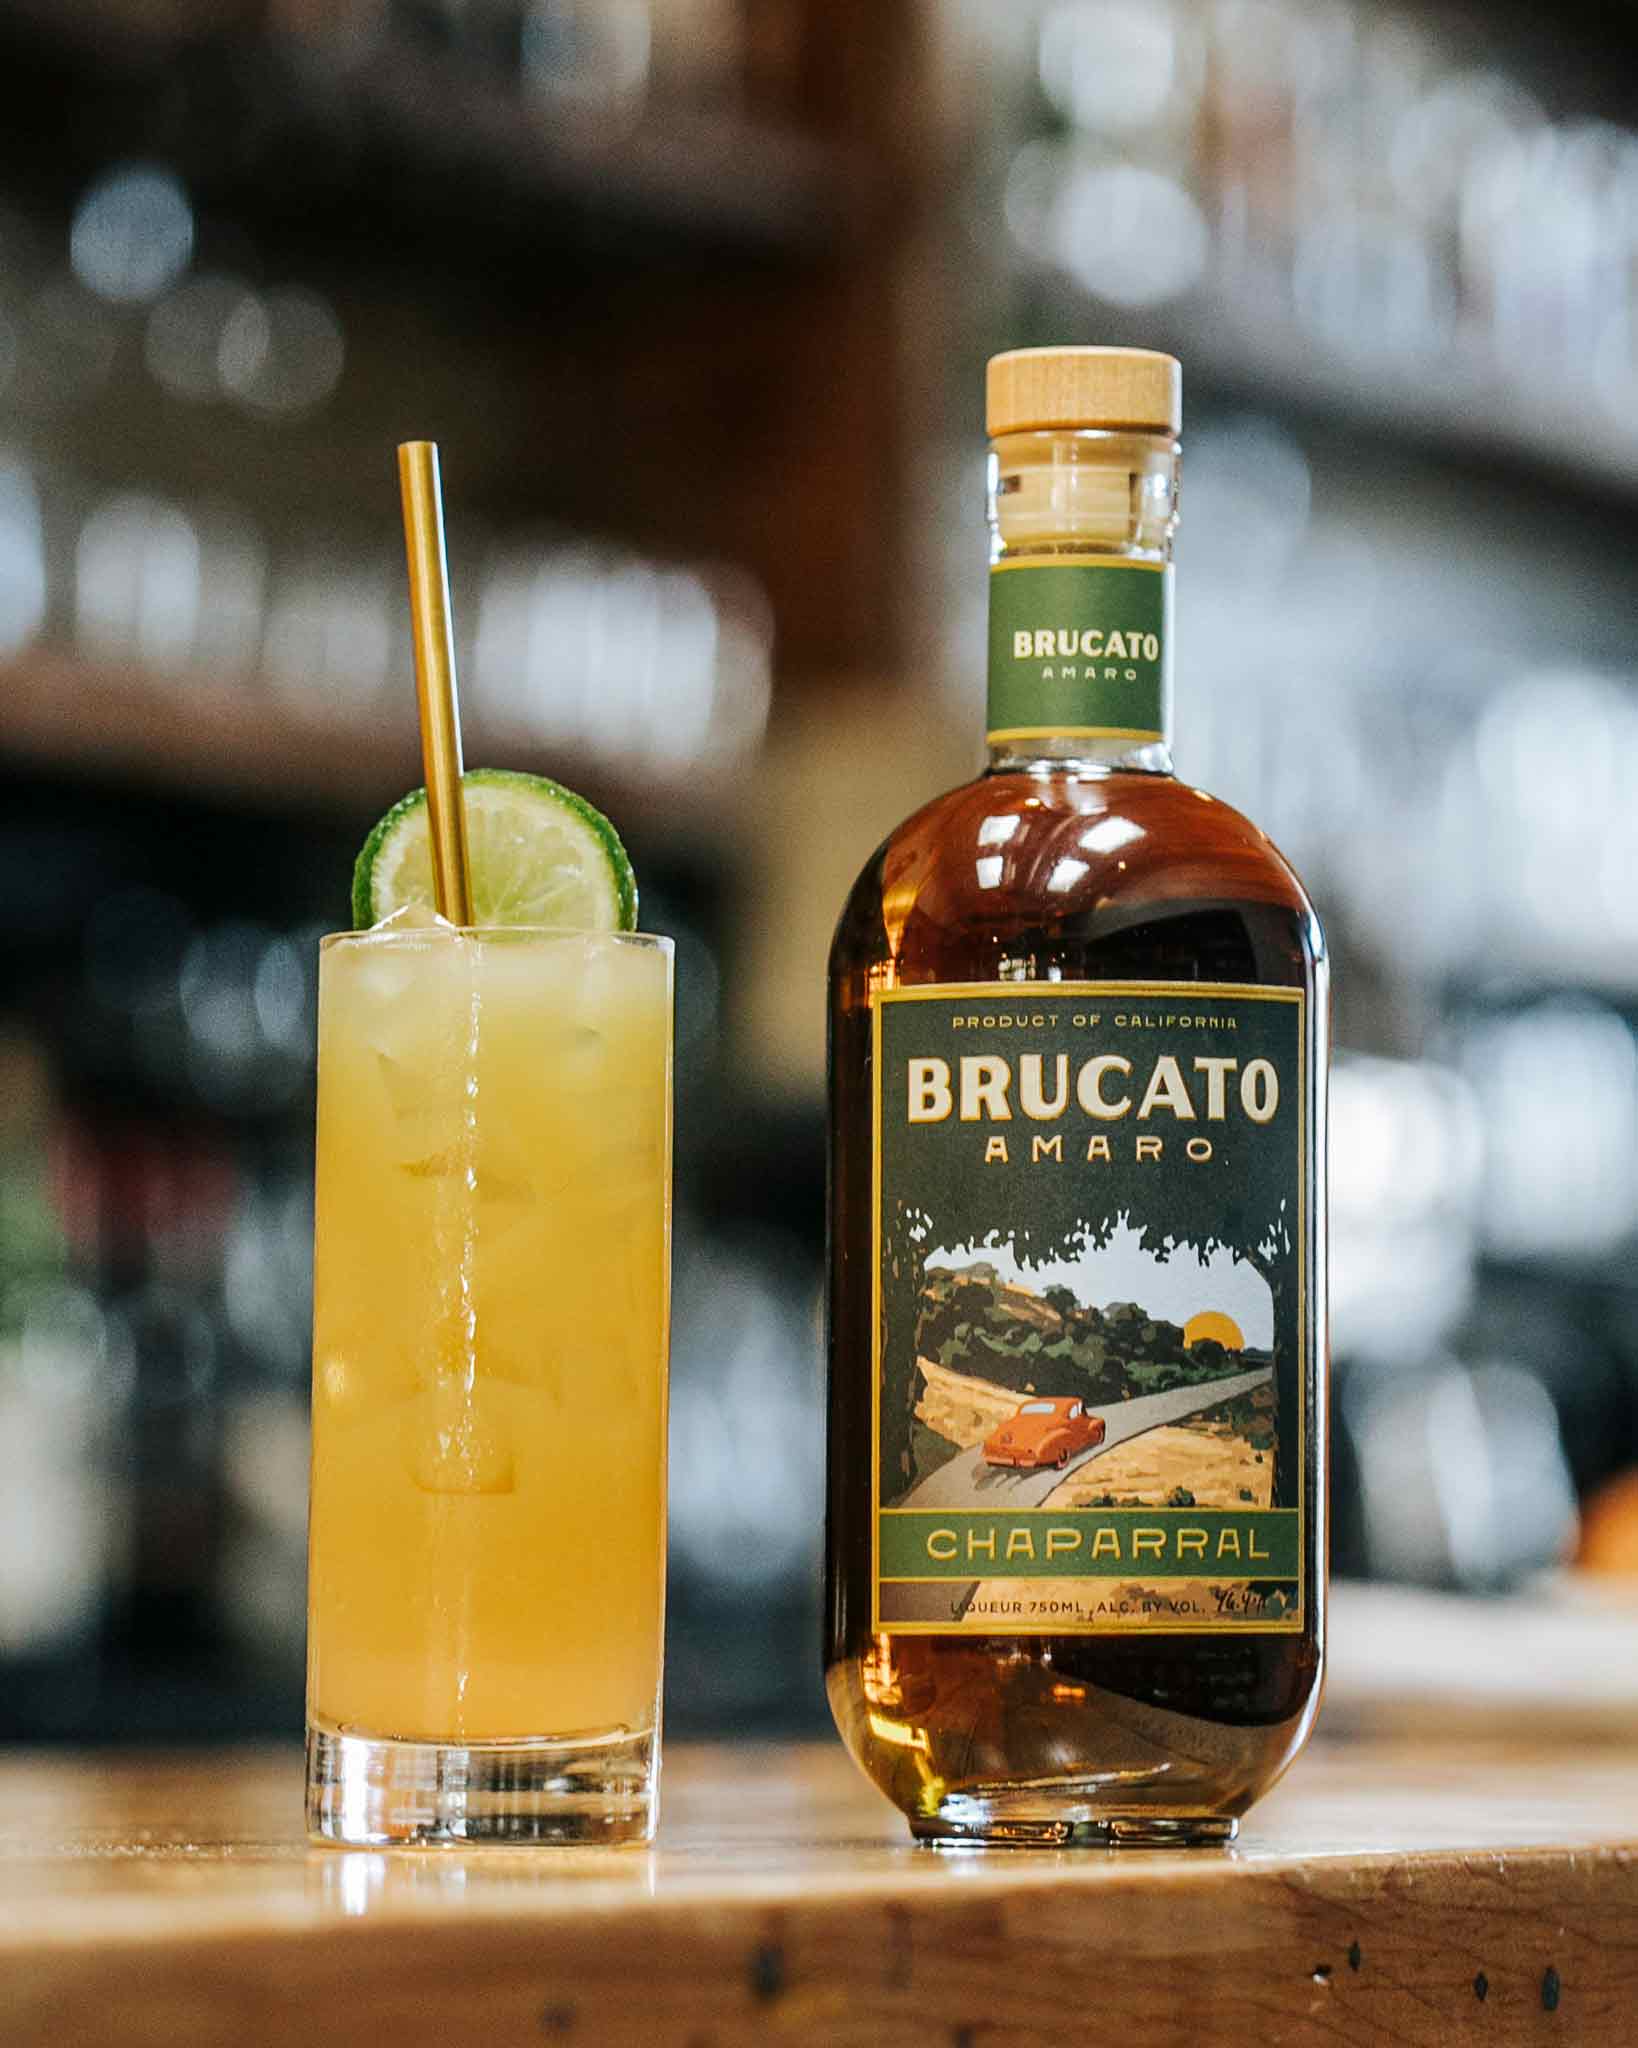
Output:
(989, 556), (1167, 574)
(985, 725), (1165, 745)
(875, 1618), (1300, 1638)
(869, 979), (1309, 1639)
(871, 991), (884, 1618)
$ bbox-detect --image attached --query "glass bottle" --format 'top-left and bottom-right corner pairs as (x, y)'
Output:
(825, 347), (1328, 1845)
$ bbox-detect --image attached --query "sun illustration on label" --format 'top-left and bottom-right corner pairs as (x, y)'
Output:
(1183, 1309), (1245, 1351)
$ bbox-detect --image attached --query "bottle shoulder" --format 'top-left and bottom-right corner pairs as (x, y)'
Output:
(833, 767), (1321, 970)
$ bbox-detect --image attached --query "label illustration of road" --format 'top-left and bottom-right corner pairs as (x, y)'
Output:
(902, 1364), (1273, 1511)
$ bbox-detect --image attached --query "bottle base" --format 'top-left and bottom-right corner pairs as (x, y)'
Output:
(908, 1794), (1237, 1849)
(306, 1721), (658, 1847)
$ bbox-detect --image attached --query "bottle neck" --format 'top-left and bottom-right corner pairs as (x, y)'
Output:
(985, 732), (1174, 775)
(985, 428), (1180, 774)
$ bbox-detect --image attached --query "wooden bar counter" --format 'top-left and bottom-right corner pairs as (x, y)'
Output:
(6, 1587), (1638, 2046)
(5, 1738), (1636, 2044)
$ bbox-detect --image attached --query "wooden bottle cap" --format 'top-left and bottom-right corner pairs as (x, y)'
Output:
(987, 346), (1181, 436)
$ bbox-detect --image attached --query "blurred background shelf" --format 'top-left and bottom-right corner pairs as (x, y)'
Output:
(0, 653), (426, 812)
(0, 650), (754, 825)
(1014, 283), (1638, 506)
(0, 1), (869, 258)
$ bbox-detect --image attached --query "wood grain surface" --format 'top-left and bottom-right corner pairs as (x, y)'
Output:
(1, 1732), (1635, 2047)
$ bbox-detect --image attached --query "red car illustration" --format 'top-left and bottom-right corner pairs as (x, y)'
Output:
(983, 1396), (1106, 1471)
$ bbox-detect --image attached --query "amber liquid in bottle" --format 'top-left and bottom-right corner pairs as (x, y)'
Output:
(824, 407), (1327, 1845)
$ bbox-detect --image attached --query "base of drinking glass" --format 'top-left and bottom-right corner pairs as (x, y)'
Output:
(306, 1721), (658, 1846)
(909, 1798), (1237, 1849)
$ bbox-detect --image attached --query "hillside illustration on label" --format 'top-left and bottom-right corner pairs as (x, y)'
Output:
(895, 1233), (1276, 1512)
(874, 986), (1305, 1631)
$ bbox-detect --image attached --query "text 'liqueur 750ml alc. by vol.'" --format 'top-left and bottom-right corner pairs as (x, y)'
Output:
(825, 347), (1328, 1845)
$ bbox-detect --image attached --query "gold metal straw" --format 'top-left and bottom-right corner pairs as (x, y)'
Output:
(397, 440), (474, 927)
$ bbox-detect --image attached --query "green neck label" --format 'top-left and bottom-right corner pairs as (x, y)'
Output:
(987, 558), (1172, 745)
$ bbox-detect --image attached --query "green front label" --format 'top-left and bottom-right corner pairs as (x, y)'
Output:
(987, 560), (1171, 743)
(872, 984), (1308, 1636)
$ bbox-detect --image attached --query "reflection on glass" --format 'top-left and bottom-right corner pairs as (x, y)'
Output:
(522, 0), (653, 109)
(0, 1282), (131, 1658)
(1025, 151), (1209, 309)
(1080, 815), (1144, 855)
(191, 503), (268, 677)
(145, 275), (260, 403)
(1038, 0), (1188, 137)
(1389, 71), (1541, 225)
(473, 544), (769, 766)
(668, 1235), (821, 1596)
(76, 494), (201, 670)
(69, 163), (194, 306)
(12, 281), (118, 415)
(218, 287), (346, 416)
(1348, 1357), (1577, 1591)
(1459, 1003), (1638, 1263)
(1329, 1056), (1480, 1362)
(0, 460), (46, 654)
(262, 551), (393, 706)
(309, 1839), (658, 1917)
